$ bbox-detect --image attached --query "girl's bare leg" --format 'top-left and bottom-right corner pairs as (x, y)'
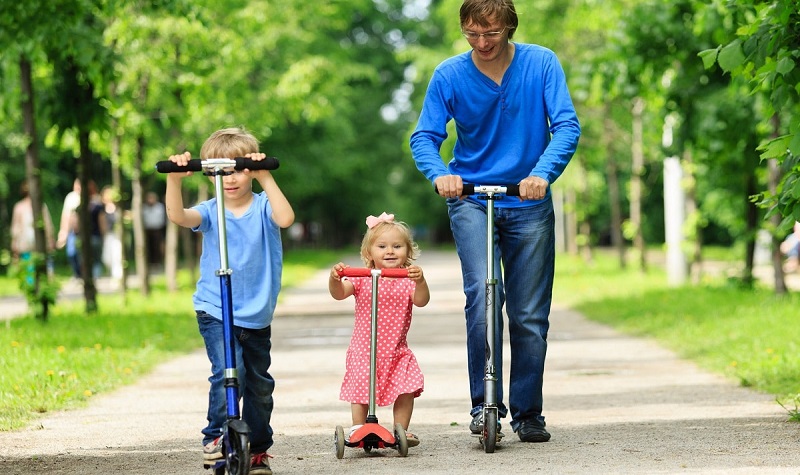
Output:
(392, 393), (415, 430)
(351, 403), (368, 427)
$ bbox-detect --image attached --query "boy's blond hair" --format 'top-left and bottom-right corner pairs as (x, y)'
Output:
(360, 220), (421, 268)
(200, 126), (259, 159)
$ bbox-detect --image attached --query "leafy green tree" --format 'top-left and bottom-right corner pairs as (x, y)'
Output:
(700, 0), (800, 231)
(616, 0), (769, 286)
(0, 0), (103, 317)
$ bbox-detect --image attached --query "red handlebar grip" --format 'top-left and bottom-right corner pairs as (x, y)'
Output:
(338, 268), (373, 277)
(380, 268), (409, 278)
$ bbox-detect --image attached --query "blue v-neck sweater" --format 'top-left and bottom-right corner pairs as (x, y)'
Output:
(410, 43), (581, 208)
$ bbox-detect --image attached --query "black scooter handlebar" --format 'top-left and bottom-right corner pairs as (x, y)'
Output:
(434, 183), (520, 197)
(155, 156), (280, 173)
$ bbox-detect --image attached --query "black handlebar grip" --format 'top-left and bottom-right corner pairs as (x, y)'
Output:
(155, 160), (203, 173)
(235, 156), (279, 170)
(504, 184), (520, 196)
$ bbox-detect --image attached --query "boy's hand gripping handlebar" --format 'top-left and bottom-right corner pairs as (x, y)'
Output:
(435, 183), (521, 197)
(155, 156), (280, 173)
(337, 268), (409, 278)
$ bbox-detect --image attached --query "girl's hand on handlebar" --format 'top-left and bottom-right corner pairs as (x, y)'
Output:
(407, 265), (424, 282)
(518, 176), (549, 201)
(434, 175), (464, 199)
(331, 262), (348, 281)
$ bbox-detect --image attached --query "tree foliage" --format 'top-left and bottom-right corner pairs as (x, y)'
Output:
(700, 0), (800, 231)
(1, 0), (800, 292)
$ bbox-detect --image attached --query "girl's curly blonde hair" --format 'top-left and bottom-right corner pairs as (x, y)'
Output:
(360, 220), (420, 268)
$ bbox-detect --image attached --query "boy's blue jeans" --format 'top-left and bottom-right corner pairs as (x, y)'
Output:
(447, 196), (554, 433)
(197, 312), (275, 453)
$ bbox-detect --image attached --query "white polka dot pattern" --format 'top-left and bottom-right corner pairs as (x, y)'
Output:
(339, 276), (424, 406)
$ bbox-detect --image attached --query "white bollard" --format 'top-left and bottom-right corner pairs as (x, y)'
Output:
(663, 157), (687, 286)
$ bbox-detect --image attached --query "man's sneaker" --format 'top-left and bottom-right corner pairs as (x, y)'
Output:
(469, 413), (504, 439)
(517, 418), (551, 442)
(203, 436), (223, 461)
(469, 413), (483, 434)
(250, 452), (272, 475)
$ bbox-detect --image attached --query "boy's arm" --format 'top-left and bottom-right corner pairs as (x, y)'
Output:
(164, 152), (202, 229)
(408, 265), (430, 307)
(256, 172), (295, 229)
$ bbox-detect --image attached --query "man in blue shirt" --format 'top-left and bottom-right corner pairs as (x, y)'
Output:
(410, 0), (580, 443)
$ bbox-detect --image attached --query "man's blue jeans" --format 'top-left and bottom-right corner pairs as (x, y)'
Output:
(197, 312), (275, 453)
(448, 196), (554, 432)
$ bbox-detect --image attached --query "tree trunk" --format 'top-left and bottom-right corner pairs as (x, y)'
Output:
(742, 168), (758, 288)
(768, 114), (788, 294)
(604, 104), (625, 269)
(741, 130), (762, 289)
(630, 97), (647, 272)
(110, 127), (128, 295)
(769, 114), (787, 294)
(565, 187), (578, 255)
(133, 134), (149, 296)
(682, 147), (702, 285)
(20, 56), (50, 320)
(577, 157), (593, 263)
(78, 129), (98, 313)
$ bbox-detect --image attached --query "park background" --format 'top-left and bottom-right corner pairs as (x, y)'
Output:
(1, 0), (800, 433)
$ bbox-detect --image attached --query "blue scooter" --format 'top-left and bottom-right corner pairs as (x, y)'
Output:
(157, 156), (279, 474)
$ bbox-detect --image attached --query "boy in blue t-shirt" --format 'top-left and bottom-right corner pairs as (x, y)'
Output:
(164, 126), (294, 475)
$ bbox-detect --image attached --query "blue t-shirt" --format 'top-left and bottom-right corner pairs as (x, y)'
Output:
(410, 43), (581, 208)
(191, 192), (282, 329)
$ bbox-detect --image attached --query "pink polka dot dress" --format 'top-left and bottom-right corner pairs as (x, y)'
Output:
(339, 275), (424, 406)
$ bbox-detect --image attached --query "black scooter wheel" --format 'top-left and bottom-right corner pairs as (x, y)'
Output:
(394, 423), (408, 457)
(483, 411), (497, 453)
(225, 420), (251, 475)
(334, 425), (346, 459)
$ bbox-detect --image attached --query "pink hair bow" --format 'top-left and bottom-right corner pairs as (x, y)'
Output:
(366, 212), (395, 229)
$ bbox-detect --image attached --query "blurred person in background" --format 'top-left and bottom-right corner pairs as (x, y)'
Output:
(11, 181), (55, 281)
(57, 178), (82, 279)
(142, 191), (167, 271)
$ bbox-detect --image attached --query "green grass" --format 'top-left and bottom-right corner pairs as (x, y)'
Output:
(554, 250), (800, 420)
(0, 249), (342, 431)
(0, 291), (199, 431)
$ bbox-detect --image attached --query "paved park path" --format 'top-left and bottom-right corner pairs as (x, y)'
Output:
(0, 251), (798, 474)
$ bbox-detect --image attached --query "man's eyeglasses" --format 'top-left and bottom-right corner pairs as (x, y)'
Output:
(461, 26), (507, 41)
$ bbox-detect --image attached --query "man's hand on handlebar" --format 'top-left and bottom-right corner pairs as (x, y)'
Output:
(435, 174), (547, 200)
(434, 175), (464, 199)
(518, 176), (549, 201)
